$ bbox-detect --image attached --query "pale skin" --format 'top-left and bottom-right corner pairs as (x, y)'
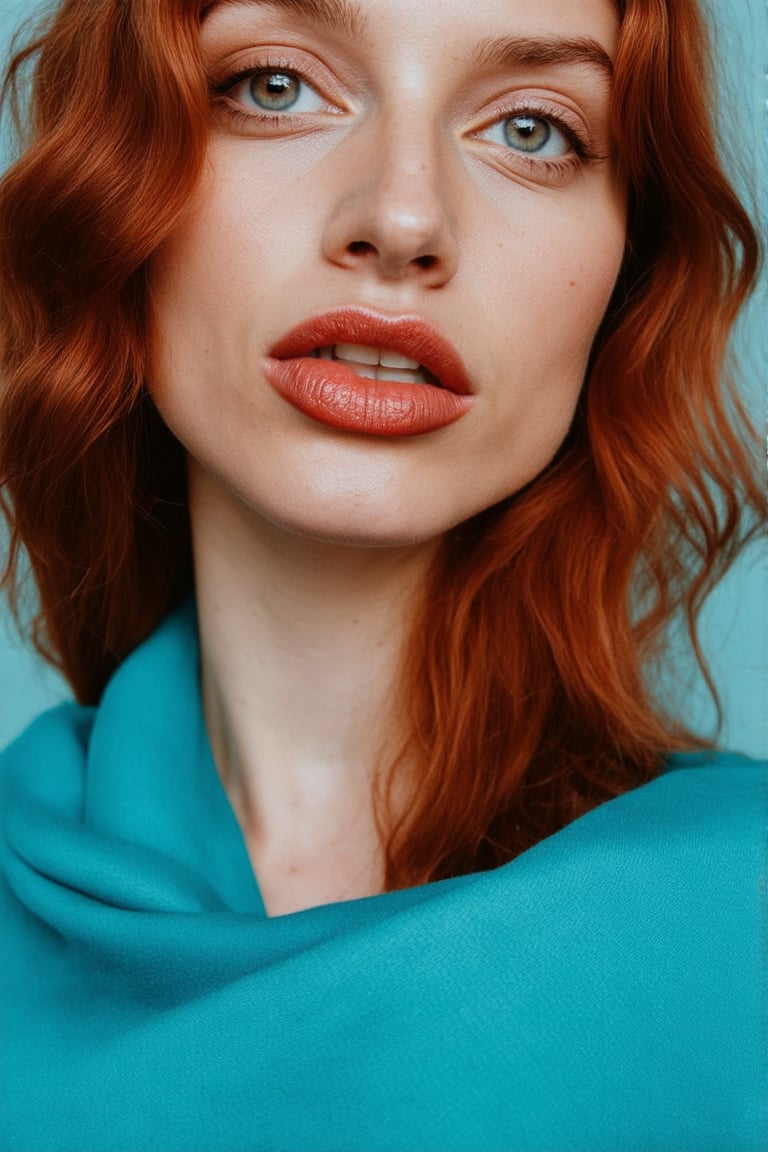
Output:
(149, 0), (626, 916)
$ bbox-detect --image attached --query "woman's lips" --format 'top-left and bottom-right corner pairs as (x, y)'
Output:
(263, 308), (474, 437)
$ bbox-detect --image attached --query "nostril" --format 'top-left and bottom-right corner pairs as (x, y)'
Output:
(341, 241), (445, 278)
(347, 242), (439, 270)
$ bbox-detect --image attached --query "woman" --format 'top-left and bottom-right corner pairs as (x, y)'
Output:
(0, 0), (764, 1148)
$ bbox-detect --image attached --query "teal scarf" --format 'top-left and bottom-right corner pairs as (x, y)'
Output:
(2, 602), (766, 1151)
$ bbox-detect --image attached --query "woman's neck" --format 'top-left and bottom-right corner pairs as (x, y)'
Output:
(189, 464), (437, 908)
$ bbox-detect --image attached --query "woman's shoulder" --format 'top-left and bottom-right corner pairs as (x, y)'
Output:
(653, 746), (766, 805)
(663, 747), (766, 774)
(534, 746), (768, 870)
(0, 702), (96, 821)
(1, 701), (95, 768)
(650, 746), (766, 829)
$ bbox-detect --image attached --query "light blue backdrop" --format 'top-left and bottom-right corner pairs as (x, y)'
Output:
(0, 0), (766, 755)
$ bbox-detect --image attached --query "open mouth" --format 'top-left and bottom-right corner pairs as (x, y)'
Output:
(264, 308), (473, 434)
(267, 307), (472, 397)
(310, 344), (441, 387)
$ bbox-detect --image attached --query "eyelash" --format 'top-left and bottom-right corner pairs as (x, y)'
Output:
(477, 102), (596, 178)
(210, 62), (597, 175)
(211, 56), (339, 132)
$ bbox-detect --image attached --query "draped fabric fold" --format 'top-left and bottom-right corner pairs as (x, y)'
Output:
(2, 601), (766, 1151)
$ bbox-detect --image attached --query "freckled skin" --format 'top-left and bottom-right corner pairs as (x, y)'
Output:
(149, 0), (626, 547)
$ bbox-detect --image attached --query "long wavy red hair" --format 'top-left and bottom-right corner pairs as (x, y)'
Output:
(0, 0), (763, 888)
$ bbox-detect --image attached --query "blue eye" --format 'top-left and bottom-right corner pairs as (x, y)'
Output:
(479, 113), (572, 158)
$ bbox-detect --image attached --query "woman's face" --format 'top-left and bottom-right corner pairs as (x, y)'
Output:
(150, 0), (625, 546)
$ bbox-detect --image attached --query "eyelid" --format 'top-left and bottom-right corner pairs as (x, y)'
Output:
(209, 50), (347, 115)
(477, 114), (572, 160)
(462, 95), (602, 187)
(222, 69), (328, 118)
(471, 95), (591, 155)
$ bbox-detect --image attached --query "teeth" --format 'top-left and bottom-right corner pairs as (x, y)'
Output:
(350, 363), (378, 379)
(379, 350), (421, 369)
(377, 366), (427, 383)
(311, 345), (430, 384)
(321, 344), (423, 370)
(334, 343), (379, 365)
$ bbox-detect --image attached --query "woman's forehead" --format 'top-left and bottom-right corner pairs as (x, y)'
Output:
(199, 0), (620, 40)
(198, 0), (620, 79)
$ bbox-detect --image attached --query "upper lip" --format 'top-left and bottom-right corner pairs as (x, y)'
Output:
(267, 307), (472, 395)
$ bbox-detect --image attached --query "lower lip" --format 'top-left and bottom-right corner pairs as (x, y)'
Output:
(263, 357), (473, 437)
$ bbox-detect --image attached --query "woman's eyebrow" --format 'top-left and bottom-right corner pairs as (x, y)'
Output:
(471, 36), (614, 80)
(201, 0), (368, 40)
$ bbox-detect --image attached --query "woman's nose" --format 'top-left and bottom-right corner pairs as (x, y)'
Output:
(320, 116), (460, 288)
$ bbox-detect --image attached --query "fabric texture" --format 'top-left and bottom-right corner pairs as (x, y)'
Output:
(1, 600), (766, 1152)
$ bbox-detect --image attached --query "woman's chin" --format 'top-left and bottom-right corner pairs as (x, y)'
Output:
(255, 500), (454, 551)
